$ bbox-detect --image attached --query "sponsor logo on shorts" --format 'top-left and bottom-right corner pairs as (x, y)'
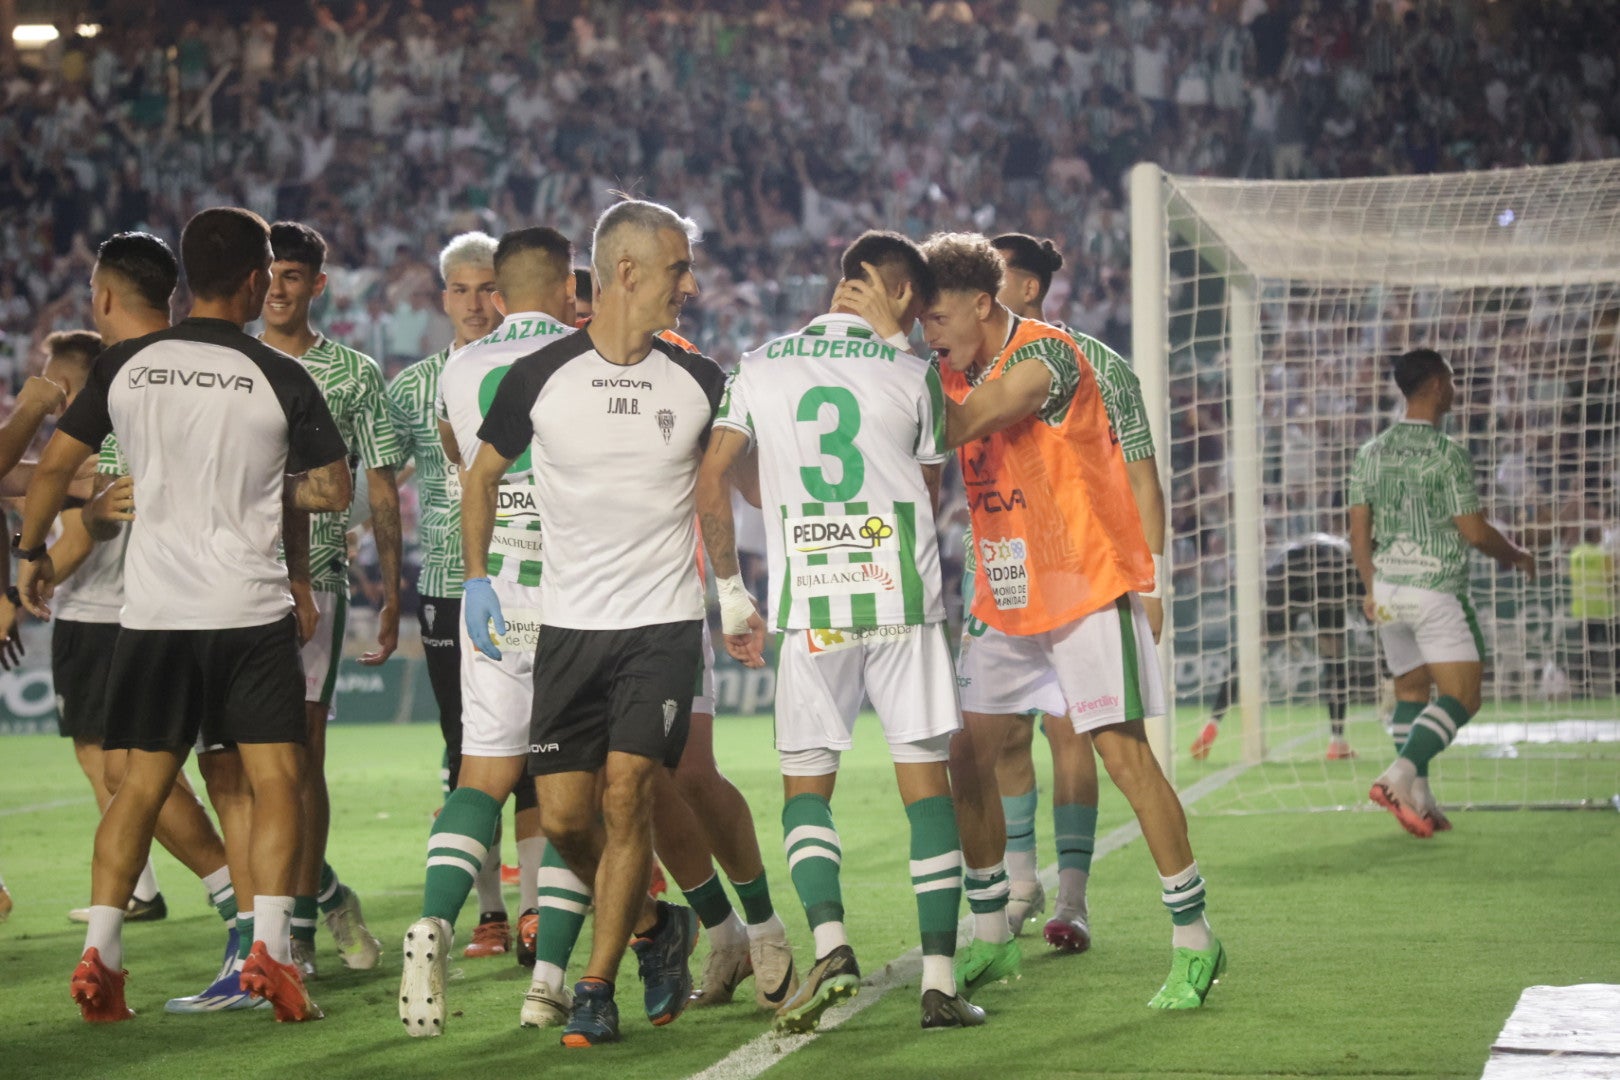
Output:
(1070, 694), (1121, 717)
(531, 742), (560, 753)
(662, 699), (677, 735)
(421, 636), (456, 648)
(806, 624), (918, 655)
(787, 514), (896, 554)
(423, 603), (437, 631)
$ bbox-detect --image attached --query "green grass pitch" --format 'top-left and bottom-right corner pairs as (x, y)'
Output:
(2, 718), (1616, 1079)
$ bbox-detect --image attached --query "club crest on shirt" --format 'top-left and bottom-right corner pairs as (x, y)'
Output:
(662, 698), (677, 735)
(657, 408), (675, 444)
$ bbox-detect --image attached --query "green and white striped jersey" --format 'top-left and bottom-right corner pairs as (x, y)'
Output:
(436, 312), (574, 587)
(295, 335), (404, 591)
(717, 314), (948, 630)
(1347, 419), (1480, 594)
(387, 347), (463, 599)
(1053, 321), (1155, 463)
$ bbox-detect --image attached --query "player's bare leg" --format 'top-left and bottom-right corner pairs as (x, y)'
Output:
(235, 741), (321, 1021)
(993, 717), (1045, 934)
(1375, 661), (1476, 835)
(666, 711), (792, 1009)
(1090, 720), (1223, 1008)
(947, 713), (1023, 996)
(1042, 721), (1101, 952)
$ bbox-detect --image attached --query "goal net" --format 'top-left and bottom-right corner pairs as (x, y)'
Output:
(1130, 160), (1620, 813)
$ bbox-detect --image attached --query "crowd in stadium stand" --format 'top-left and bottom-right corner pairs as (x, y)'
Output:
(2, 0), (1617, 622)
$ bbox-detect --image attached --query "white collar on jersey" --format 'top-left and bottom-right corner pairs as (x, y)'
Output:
(802, 312), (914, 354)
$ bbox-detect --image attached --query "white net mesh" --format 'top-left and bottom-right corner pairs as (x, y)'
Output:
(1150, 160), (1620, 813)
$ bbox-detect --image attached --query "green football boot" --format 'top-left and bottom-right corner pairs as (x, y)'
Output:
(955, 938), (1021, 999)
(1147, 938), (1226, 1010)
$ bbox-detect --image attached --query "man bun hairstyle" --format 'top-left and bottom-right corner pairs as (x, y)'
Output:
(269, 220), (329, 275)
(96, 231), (178, 313)
(991, 232), (1064, 300)
(1392, 347), (1449, 399)
(840, 230), (937, 307)
(921, 232), (1005, 299)
(180, 207), (272, 301)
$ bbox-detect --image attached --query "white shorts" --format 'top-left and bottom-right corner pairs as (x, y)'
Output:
(957, 594), (1165, 735)
(1372, 581), (1484, 676)
(693, 620), (716, 716)
(301, 589), (348, 706)
(459, 581), (544, 759)
(774, 622), (962, 764)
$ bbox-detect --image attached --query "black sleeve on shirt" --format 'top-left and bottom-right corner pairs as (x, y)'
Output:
(654, 337), (727, 450)
(240, 337), (349, 474)
(478, 331), (593, 461)
(55, 337), (143, 450)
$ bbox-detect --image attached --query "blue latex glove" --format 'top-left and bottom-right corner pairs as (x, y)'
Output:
(463, 577), (507, 660)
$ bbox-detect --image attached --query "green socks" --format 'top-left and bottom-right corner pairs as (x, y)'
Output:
(681, 873), (737, 930)
(291, 895), (318, 944)
(1391, 700), (1428, 776)
(1399, 695), (1471, 772)
(905, 795), (962, 958)
(782, 793), (844, 934)
(534, 840), (592, 986)
(422, 786), (501, 924)
(316, 861), (347, 915)
(1053, 802), (1098, 874)
(731, 872), (776, 926)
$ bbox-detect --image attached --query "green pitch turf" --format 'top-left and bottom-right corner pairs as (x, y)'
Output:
(2, 719), (1616, 1080)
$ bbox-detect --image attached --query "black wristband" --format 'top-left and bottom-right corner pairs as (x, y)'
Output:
(10, 533), (46, 562)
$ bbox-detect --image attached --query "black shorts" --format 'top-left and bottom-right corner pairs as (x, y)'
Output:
(52, 619), (122, 741)
(102, 616), (307, 753)
(417, 595), (464, 752)
(528, 620), (702, 777)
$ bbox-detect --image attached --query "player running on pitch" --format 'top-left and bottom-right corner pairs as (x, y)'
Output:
(1350, 348), (1534, 838)
(701, 230), (983, 1032)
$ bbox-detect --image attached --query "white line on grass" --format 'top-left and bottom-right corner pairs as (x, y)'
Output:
(687, 733), (1300, 1080)
(0, 796), (95, 818)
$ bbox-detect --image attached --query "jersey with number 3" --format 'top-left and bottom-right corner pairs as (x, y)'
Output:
(437, 311), (574, 586)
(716, 314), (949, 631)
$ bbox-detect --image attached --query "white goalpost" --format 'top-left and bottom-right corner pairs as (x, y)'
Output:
(1131, 159), (1620, 813)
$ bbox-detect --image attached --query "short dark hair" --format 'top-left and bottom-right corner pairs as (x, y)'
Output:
(991, 232), (1064, 301)
(181, 208), (272, 301)
(44, 329), (103, 370)
(493, 226), (573, 292)
(921, 232), (1004, 298)
(269, 220), (329, 274)
(1392, 348), (1450, 398)
(840, 230), (936, 307)
(574, 267), (593, 298)
(96, 232), (178, 312)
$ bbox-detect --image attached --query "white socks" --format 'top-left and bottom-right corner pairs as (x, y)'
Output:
(133, 860), (160, 903)
(85, 905), (125, 970)
(921, 954), (956, 996)
(746, 911), (788, 941)
(708, 910), (748, 949)
(812, 920), (849, 958)
(256, 895), (294, 964)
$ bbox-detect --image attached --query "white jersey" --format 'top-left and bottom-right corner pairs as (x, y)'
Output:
(716, 313), (949, 631)
(477, 327), (726, 630)
(437, 311), (574, 588)
(53, 437), (129, 624)
(55, 318), (347, 630)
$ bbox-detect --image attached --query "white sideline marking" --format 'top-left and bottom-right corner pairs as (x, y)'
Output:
(1481, 984), (1620, 1079)
(0, 796), (95, 818)
(1455, 720), (1620, 747)
(685, 733), (1281, 1080)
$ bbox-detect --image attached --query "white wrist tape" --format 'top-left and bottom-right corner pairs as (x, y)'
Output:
(1144, 554), (1166, 599)
(716, 574), (756, 635)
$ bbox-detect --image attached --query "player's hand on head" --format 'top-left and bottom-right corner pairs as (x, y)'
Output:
(361, 599), (399, 665)
(463, 577), (505, 661)
(833, 263), (909, 341)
